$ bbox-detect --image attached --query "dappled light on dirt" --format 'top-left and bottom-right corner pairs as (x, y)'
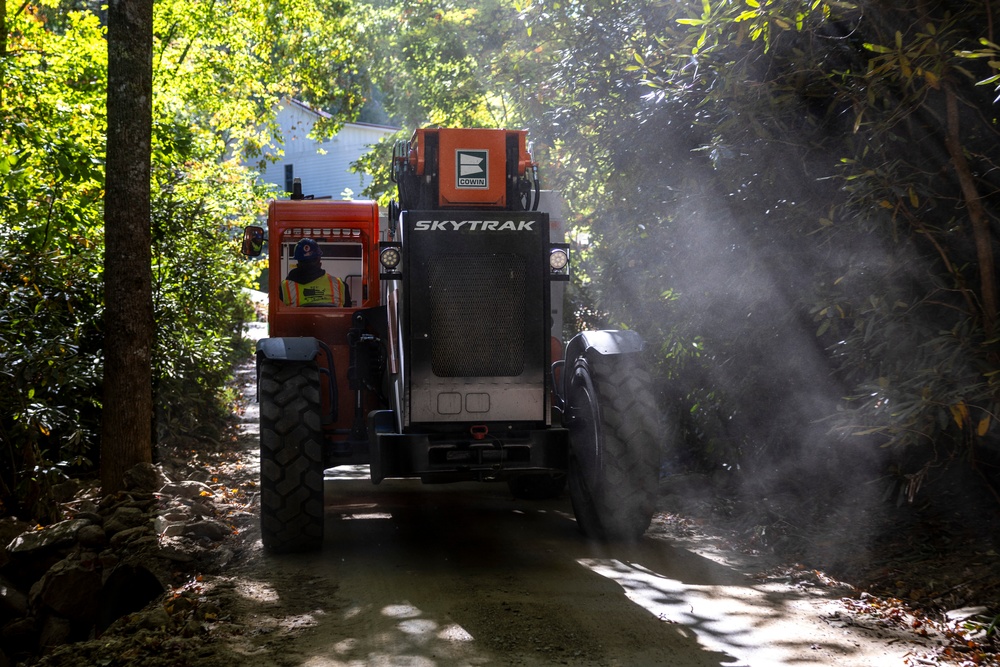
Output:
(234, 578), (280, 604)
(578, 555), (905, 666)
(289, 598), (488, 666)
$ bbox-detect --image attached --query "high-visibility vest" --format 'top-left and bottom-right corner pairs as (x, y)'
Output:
(280, 274), (347, 306)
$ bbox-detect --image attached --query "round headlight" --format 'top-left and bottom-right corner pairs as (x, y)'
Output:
(380, 246), (401, 270)
(549, 248), (569, 271)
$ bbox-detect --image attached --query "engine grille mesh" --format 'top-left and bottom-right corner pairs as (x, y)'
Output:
(427, 254), (526, 377)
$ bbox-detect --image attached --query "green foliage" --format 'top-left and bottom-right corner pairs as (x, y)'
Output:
(154, 0), (365, 159)
(0, 231), (104, 521)
(354, 0), (515, 128)
(1, 6), (107, 518)
(473, 0), (1000, 484)
(1, 0), (356, 520)
(149, 159), (263, 445)
(351, 0), (528, 201)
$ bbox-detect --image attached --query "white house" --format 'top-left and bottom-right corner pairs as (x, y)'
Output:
(258, 98), (398, 200)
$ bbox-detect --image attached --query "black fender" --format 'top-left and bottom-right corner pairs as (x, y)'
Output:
(255, 337), (336, 421)
(556, 330), (644, 409)
(256, 336), (322, 362)
(563, 330), (644, 364)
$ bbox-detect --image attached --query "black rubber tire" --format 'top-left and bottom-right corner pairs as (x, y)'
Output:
(258, 359), (325, 553)
(507, 474), (567, 500)
(565, 353), (660, 541)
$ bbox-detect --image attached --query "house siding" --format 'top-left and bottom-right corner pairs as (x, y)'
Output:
(258, 100), (397, 200)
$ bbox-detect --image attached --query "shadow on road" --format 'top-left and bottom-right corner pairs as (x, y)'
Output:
(223, 357), (902, 666)
(207, 472), (904, 667)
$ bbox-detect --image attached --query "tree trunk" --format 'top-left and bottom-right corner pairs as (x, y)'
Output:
(944, 81), (999, 337)
(101, 0), (154, 493)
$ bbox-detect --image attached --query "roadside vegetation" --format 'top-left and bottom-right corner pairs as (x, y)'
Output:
(0, 0), (361, 518)
(353, 0), (1000, 536)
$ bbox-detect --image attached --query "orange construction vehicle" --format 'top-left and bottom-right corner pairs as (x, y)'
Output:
(242, 127), (661, 552)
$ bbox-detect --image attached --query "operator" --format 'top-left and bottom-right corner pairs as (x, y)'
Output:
(280, 238), (350, 307)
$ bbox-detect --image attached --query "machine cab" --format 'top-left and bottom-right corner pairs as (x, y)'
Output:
(243, 200), (380, 309)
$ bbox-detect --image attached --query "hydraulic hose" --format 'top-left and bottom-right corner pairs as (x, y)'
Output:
(532, 165), (540, 211)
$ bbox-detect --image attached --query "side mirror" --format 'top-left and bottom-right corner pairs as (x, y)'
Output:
(242, 226), (264, 257)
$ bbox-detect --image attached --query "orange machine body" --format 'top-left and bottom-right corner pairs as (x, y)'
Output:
(408, 128), (532, 209)
(265, 199), (381, 437)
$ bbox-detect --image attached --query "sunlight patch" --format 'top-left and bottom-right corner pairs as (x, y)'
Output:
(278, 610), (325, 631)
(438, 623), (474, 642)
(234, 578), (280, 604)
(576, 557), (873, 666)
(333, 637), (358, 653)
(382, 602), (422, 619)
(398, 618), (438, 636)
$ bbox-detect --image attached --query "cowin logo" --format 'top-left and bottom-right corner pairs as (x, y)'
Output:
(413, 220), (536, 231)
(456, 150), (488, 188)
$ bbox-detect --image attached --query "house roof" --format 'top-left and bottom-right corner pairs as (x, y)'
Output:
(284, 98), (399, 133)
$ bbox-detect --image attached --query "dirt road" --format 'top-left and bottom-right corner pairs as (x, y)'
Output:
(195, 465), (916, 667)
(179, 353), (915, 667)
(23, 347), (977, 667)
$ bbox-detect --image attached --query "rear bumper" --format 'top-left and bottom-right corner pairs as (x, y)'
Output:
(369, 417), (569, 484)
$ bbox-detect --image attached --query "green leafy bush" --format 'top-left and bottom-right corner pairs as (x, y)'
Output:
(0, 3), (267, 520)
(150, 160), (264, 445)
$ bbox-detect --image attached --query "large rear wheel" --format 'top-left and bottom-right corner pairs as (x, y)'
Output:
(565, 353), (660, 541)
(258, 359), (325, 552)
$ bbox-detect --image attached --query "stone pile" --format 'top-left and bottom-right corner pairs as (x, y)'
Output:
(0, 462), (241, 666)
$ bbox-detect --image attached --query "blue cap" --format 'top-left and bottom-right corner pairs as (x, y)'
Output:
(293, 238), (322, 262)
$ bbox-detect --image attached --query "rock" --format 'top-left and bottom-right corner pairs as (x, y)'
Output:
(0, 575), (29, 619)
(109, 526), (152, 549)
(162, 523), (187, 538)
(0, 518), (33, 553)
(38, 614), (72, 648)
(98, 549), (120, 573)
(133, 536), (159, 552)
(101, 493), (158, 514)
(71, 510), (103, 525)
(6, 519), (91, 555)
(1, 616), (38, 654)
(156, 540), (195, 563)
(159, 480), (214, 500)
(76, 524), (107, 549)
(157, 506), (193, 523)
(190, 501), (213, 517)
(137, 604), (172, 631)
(123, 463), (165, 493)
(103, 507), (150, 535)
(154, 505), (194, 537)
(35, 558), (101, 620)
(182, 520), (230, 542)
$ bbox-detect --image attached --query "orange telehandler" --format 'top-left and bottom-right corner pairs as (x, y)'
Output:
(242, 128), (662, 552)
